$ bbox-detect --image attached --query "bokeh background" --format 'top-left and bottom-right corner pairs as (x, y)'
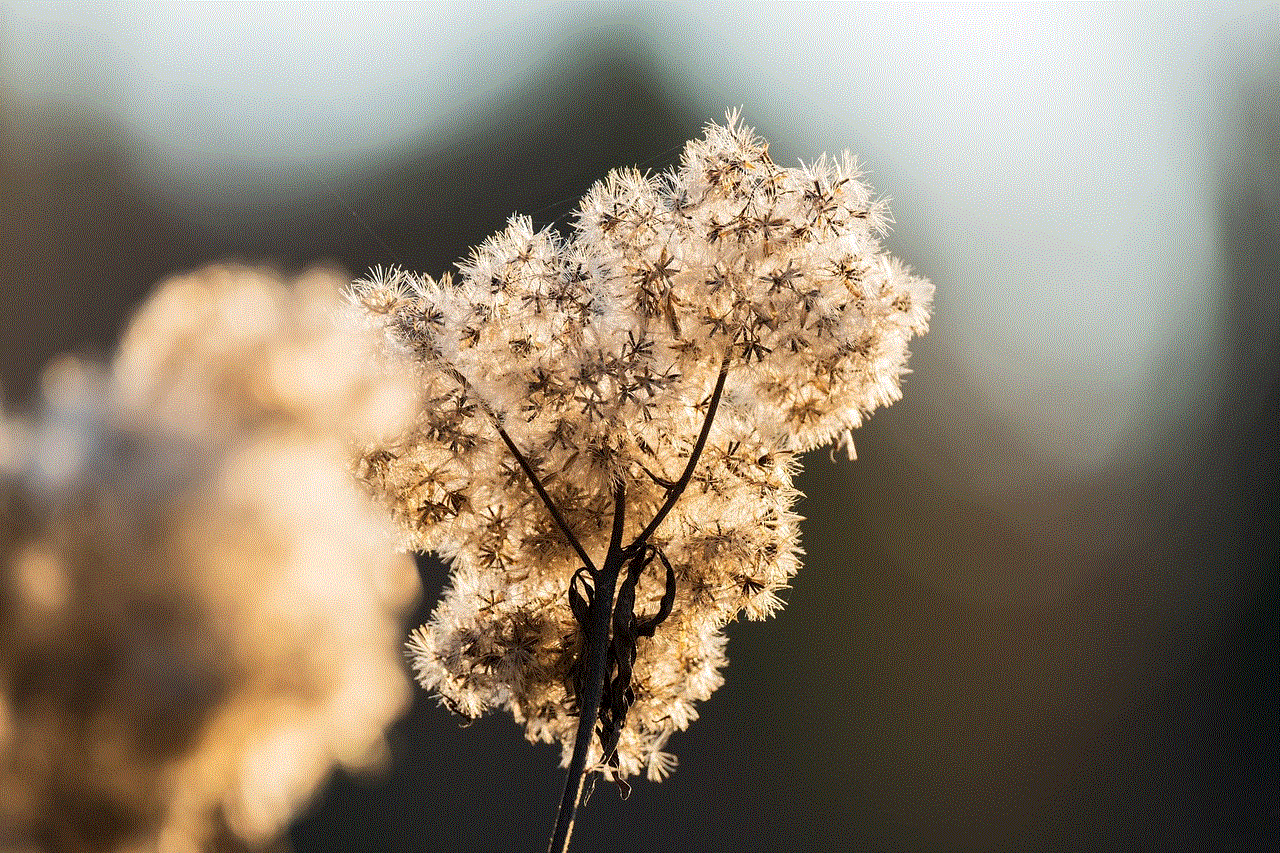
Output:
(2, 2), (1275, 851)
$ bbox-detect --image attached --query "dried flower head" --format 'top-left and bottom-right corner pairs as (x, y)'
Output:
(352, 113), (932, 783)
(0, 266), (420, 852)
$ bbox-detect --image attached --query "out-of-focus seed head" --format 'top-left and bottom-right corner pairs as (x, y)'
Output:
(1, 266), (421, 851)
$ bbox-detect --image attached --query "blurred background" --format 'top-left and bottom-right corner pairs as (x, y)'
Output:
(1, 2), (1275, 851)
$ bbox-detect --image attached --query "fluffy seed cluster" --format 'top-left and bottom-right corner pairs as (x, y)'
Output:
(352, 114), (932, 780)
(0, 266), (420, 852)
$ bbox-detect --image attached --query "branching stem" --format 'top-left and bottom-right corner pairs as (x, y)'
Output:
(548, 355), (732, 853)
(548, 483), (626, 853)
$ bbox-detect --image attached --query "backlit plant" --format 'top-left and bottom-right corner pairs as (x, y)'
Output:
(349, 112), (932, 852)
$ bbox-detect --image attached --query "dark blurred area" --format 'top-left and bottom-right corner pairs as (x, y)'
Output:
(2, 5), (1276, 852)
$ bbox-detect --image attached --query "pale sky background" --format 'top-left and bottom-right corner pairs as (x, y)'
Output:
(3, 1), (1277, 482)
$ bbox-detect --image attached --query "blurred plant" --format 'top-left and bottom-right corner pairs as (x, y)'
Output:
(350, 113), (932, 852)
(0, 266), (420, 852)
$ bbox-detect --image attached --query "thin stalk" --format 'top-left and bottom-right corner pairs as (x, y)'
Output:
(447, 364), (597, 574)
(625, 355), (731, 557)
(549, 483), (627, 853)
(496, 422), (597, 574)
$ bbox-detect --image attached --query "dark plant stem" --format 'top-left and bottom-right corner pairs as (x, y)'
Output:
(548, 357), (731, 853)
(625, 356), (731, 558)
(547, 558), (618, 853)
(496, 422), (596, 573)
(450, 363), (597, 573)
(549, 484), (627, 853)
